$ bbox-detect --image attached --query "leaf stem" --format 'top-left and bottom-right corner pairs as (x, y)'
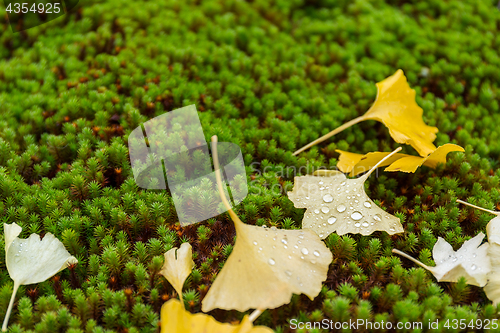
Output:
(359, 147), (402, 181)
(2, 281), (20, 332)
(456, 199), (500, 216)
(248, 309), (263, 323)
(293, 116), (366, 156)
(392, 249), (432, 271)
(211, 135), (244, 229)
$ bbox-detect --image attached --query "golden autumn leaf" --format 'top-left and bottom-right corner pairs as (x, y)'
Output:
(293, 69), (438, 156)
(362, 69), (438, 157)
(336, 143), (464, 176)
(201, 136), (332, 313)
(287, 148), (404, 238)
(161, 299), (273, 333)
(393, 233), (491, 287)
(159, 242), (195, 306)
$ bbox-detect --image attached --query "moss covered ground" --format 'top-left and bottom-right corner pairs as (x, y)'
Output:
(1, 0), (500, 331)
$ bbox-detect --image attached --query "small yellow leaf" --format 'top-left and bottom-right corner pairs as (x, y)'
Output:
(363, 69), (438, 157)
(336, 144), (464, 176)
(161, 299), (273, 333)
(337, 151), (400, 176)
(2, 223), (78, 331)
(159, 242), (195, 302)
(293, 69), (438, 156)
(288, 148), (404, 238)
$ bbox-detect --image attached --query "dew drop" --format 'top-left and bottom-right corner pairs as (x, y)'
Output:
(323, 194), (333, 203)
(473, 253), (477, 258)
(362, 222), (369, 227)
(351, 211), (363, 220)
(253, 241), (258, 246)
(310, 260), (316, 264)
(314, 209), (320, 214)
(471, 264), (477, 270)
(452, 257), (457, 262)
(305, 196), (309, 200)
(270, 226), (277, 231)
(298, 235), (304, 239)
(328, 217), (337, 224)
(285, 270), (292, 277)
(341, 181), (346, 186)
(313, 250), (320, 257)
(337, 205), (346, 213)
(364, 201), (372, 208)
(319, 234), (324, 238)
(284, 245), (287, 249)
(319, 186), (325, 190)
(281, 238), (288, 245)
(300, 256), (304, 259)
(268, 258), (275, 266)
(321, 207), (330, 214)
(373, 214), (382, 222)
(355, 222), (361, 227)
(294, 245), (299, 249)
(319, 181), (324, 185)
(389, 227), (395, 232)
(301, 248), (309, 255)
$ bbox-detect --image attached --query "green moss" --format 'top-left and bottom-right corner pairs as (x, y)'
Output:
(0, 0), (500, 331)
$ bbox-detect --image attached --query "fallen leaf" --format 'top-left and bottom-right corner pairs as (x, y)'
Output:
(362, 69), (438, 156)
(392, 233), (491, 287)
(457, 200), (500, 305)
(287, 148), (404, 238)
(2, 223), (78, 331)
(159, 242), (195, 306)
(293, 69), (438, 156)
(161, 299), (273, 333)
(201, 136), (333, 312)
(336, 143), (464, 176)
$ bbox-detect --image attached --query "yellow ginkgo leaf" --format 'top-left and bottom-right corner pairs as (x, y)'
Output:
(456, 200), (500, 305)
(393, 233), (491, 287)
(161, 299), (273, 333)
(336, 143), (464, 176)
(2, 223), (78, 331)
(159, 242), (195, 307)
(293, 69), (438, 156)
(288, 148), (404, 238)
(201, 136), (333, 313)
(362, 69), (438, 157)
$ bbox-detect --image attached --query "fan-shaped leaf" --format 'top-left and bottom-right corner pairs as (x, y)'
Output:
(288, 148), (404, 238)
